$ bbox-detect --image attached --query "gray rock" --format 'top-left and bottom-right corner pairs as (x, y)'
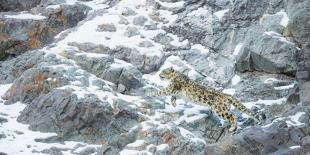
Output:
(0, 0), (41, 11)
(121, 7), (137, 16)
(236, 28), (299, 75)
(2, 66), (70, 104)
(300, 82), (310, 105)
(138, 41), (154, 48)
(144, 21), (158, 30)
(205, 106), (310, 155)
(260, 13), (285, 33)
(18, 88), (142, 144)
(62, 50), (144, 92)
(232, 72), (295, 102)
(179, 49), (235, 84)
(40, 0), (66, 7)
(133, 15), (148, 26)
(0, 117), (8, 123)
(0, 50), (61, 84)
(97, 23), (117, 32)
(118, 16), (130, 25)
(124, 26), (140, 37)
(285, 0), (310, 45)
(66, 43), (165, 73)
(0, 4), (90, 59)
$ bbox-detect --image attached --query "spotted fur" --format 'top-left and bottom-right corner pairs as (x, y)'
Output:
(148, 67), (262, 132)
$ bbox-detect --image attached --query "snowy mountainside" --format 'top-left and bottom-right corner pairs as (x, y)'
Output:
(0, 0), (310, 154)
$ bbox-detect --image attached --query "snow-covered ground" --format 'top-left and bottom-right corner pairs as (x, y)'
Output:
(0, 0), (302, 154)
(0, 84), (101, 155)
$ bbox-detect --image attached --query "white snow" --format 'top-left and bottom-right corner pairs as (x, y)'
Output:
(188, 7), (209, 17)
(289, 145), (301, 149)
(214, 9), (229, 20)
(5, 13), (46, 20)
(263, 112), (306, 128)
(243, 98), (286, 109)
(191, 44), (210, 54)
(274, 83), (295, 90)
(222, 88), (236, 95)
(264, 78), (281, 83)
(233, 43), (243, 57)
(119, 149), (151, 155)
(126, 140), (146, 148)
(155, 0), (184, 8)
(286, 112), (305, 127)
(0, 84), (12, 98)
(178, 127), (206, 144)
(81, 0), (109, 11)
(231, 75), (241, 85)
(276, 10), (289, 27)
(0, 101), (101, 155)
(264, 31), (295, 45)
(46, 4), (61, 9)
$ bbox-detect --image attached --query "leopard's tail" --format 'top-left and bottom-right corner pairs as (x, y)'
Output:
(228, 96), (263, 122)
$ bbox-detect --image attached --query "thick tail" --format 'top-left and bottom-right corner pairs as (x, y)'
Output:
(228, 96), (263, 122)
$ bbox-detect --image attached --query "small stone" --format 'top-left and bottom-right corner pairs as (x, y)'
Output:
(124, 26), (140, 37)
(119, 16), (130, 25)
(138, 41), (154, 48)
(121, 7), (137, 16)
(97, 23), (117, 32)
(133, 16), (148, 26)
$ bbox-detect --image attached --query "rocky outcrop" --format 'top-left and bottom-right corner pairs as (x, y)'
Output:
(205, 106), (310, 155)
(0, 3), (90, 60)
(18, 88), (143, 145)
(0, 0), (41, 11)
(0, 0), (309, 154)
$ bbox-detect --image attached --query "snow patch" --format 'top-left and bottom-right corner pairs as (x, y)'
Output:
(188, 7), (209, 17)
(5, 13), (46, 20)
(191, 44), (210, 54)
(286, 112), (305, 127)
(222, 89), (235, 95)
(233, 43), (243, 56)
(243, 98), (286, 109)
(231, 75), (241, 85)
(274, 83), (295, 90)
(126, 140), (146, 148)
(264, 31), (295, 45)
(276, 10), (289, 27)
(214, 9), (229, 20)
(155, 0), (184, 8)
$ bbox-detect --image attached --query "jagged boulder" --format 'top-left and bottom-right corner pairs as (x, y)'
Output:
(0, 4), (90, 60)
(0, 0), (41, 11)
(17, 88), (143, 144)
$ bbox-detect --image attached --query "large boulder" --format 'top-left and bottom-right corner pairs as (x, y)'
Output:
(0, 0), (41, 11)
(205, 106), (310, 155)
(235, 28), (299, 75)
(61, 50), (144, 93)
(0, 4), (90, 60)
(17, 88), (143, 145)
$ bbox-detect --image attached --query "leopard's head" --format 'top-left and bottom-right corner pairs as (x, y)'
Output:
(159, 67), (178, 80)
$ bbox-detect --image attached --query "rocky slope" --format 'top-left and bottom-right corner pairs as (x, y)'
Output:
(0, 0), (309, 154)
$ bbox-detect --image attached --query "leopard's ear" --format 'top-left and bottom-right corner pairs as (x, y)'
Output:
(168, 67), (174, 72)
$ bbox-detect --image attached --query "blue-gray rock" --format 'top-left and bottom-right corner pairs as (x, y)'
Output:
(133, 16), (148, 26)
(0, 0), (41, 11)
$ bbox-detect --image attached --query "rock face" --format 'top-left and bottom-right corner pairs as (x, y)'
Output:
(0, 0), (309, 154)
(18, 89), (142, 145)
(0, 3), (90, 60)
(0, 0), (41, 11)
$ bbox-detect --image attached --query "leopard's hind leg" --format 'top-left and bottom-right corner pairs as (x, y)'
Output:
(214, 103), (238, 132)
